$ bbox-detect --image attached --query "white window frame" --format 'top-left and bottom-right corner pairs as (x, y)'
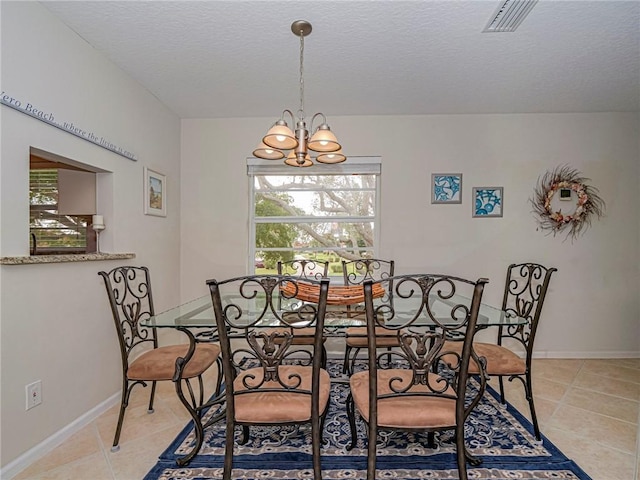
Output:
(247, 156), (382, 274)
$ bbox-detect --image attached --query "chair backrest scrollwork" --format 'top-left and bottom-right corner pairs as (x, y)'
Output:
(362, 274), (488, 417)
(342, 258), (394, 285)
(99, 266), (157, 367)
(207, 275), (329, 407)
(498, 263), (557, 354)
(342, 258), (395, 315)
(277, 259), (329, 280)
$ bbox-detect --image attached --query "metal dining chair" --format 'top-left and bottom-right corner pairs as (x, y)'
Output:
(444, 262), (556, 440)
(269, 259), (330, 366)
(99, 266), (221, 452)
(207, 274), (331, 480)
(346, 274), (489, 480)
(341, 258), (398, 374)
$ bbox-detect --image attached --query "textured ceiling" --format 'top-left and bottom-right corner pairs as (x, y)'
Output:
(41, 1), (640, 119)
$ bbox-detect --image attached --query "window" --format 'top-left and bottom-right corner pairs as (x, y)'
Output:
(248, 158), (381, 276)
(29, 150), (98, 255)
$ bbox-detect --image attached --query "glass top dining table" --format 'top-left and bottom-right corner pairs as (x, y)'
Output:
(139, 285), (525, 467)
(142, 290), (525, 330)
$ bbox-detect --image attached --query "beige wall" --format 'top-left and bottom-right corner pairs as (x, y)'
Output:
(1, 3), (181, 467)
(181, 113), (640, 357)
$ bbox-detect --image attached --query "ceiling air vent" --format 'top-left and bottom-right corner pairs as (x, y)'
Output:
(483, 0), (538, 32)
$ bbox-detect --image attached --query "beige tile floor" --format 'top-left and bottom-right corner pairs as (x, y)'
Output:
(11, 358), (640, 480)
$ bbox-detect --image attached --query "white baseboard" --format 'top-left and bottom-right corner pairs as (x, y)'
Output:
(1, 392), (120, 480)
(532, 350), (640, 359)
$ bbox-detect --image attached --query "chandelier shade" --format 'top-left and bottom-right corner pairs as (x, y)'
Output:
(316, 149), (346, 164)
(252, 20), (346, 167)
(252, 141), (285, 160)
(284, 151), (313, 167)
(308, 124), (341, 152)
(262, 120), (297, 150)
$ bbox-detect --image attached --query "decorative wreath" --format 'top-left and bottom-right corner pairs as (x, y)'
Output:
(531, 165), (605, 241)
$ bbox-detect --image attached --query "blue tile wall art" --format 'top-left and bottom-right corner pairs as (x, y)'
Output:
(431, 173), (462, 204)
(473, 187), (503, 217)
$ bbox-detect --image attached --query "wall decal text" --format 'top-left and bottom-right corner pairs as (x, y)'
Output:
(1, 91), (137, 161)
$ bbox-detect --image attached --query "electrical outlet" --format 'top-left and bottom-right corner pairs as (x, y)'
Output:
(26, 380), (42, 410)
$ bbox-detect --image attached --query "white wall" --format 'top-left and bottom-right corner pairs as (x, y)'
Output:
(1, 3), (181, 467)
(181, 113), (640, 357)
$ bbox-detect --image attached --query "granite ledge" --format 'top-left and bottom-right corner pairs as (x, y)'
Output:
(0, 253), (136, 265)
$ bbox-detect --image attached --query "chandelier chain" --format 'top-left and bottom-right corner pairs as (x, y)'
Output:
(299, 29), (305, 120)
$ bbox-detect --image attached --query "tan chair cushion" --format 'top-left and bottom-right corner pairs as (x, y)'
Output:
(263, 327), (326, 346)
(345, 326), (402, 348)
(233, 365), (331, 423)
(442, 341), (526, 375)
(128, 343), (220, 381)
(350, 369), (456, 429)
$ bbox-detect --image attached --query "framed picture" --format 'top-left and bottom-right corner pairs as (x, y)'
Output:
(144, 167), (167, 217)
(432, 173), (462, 204)
(472, 187), (503, 218)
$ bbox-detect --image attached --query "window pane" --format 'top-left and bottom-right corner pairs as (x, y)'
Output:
(254, 174), (377, 218)
(30, 211), (88, 248)
(256, 222), (374, 250)
(255, 174), (376, 190)
(250, 166), (380, 275)
(255, 190), (375, 217)
(30, 169), (58, 205)
(254, 251), (350, 276)
(29, 169), (89, 252)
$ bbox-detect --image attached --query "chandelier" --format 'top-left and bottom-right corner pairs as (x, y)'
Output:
(253, 20), (346, 167)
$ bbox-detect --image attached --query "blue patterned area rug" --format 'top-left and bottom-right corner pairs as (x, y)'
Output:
(144, 360), (590, 480)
